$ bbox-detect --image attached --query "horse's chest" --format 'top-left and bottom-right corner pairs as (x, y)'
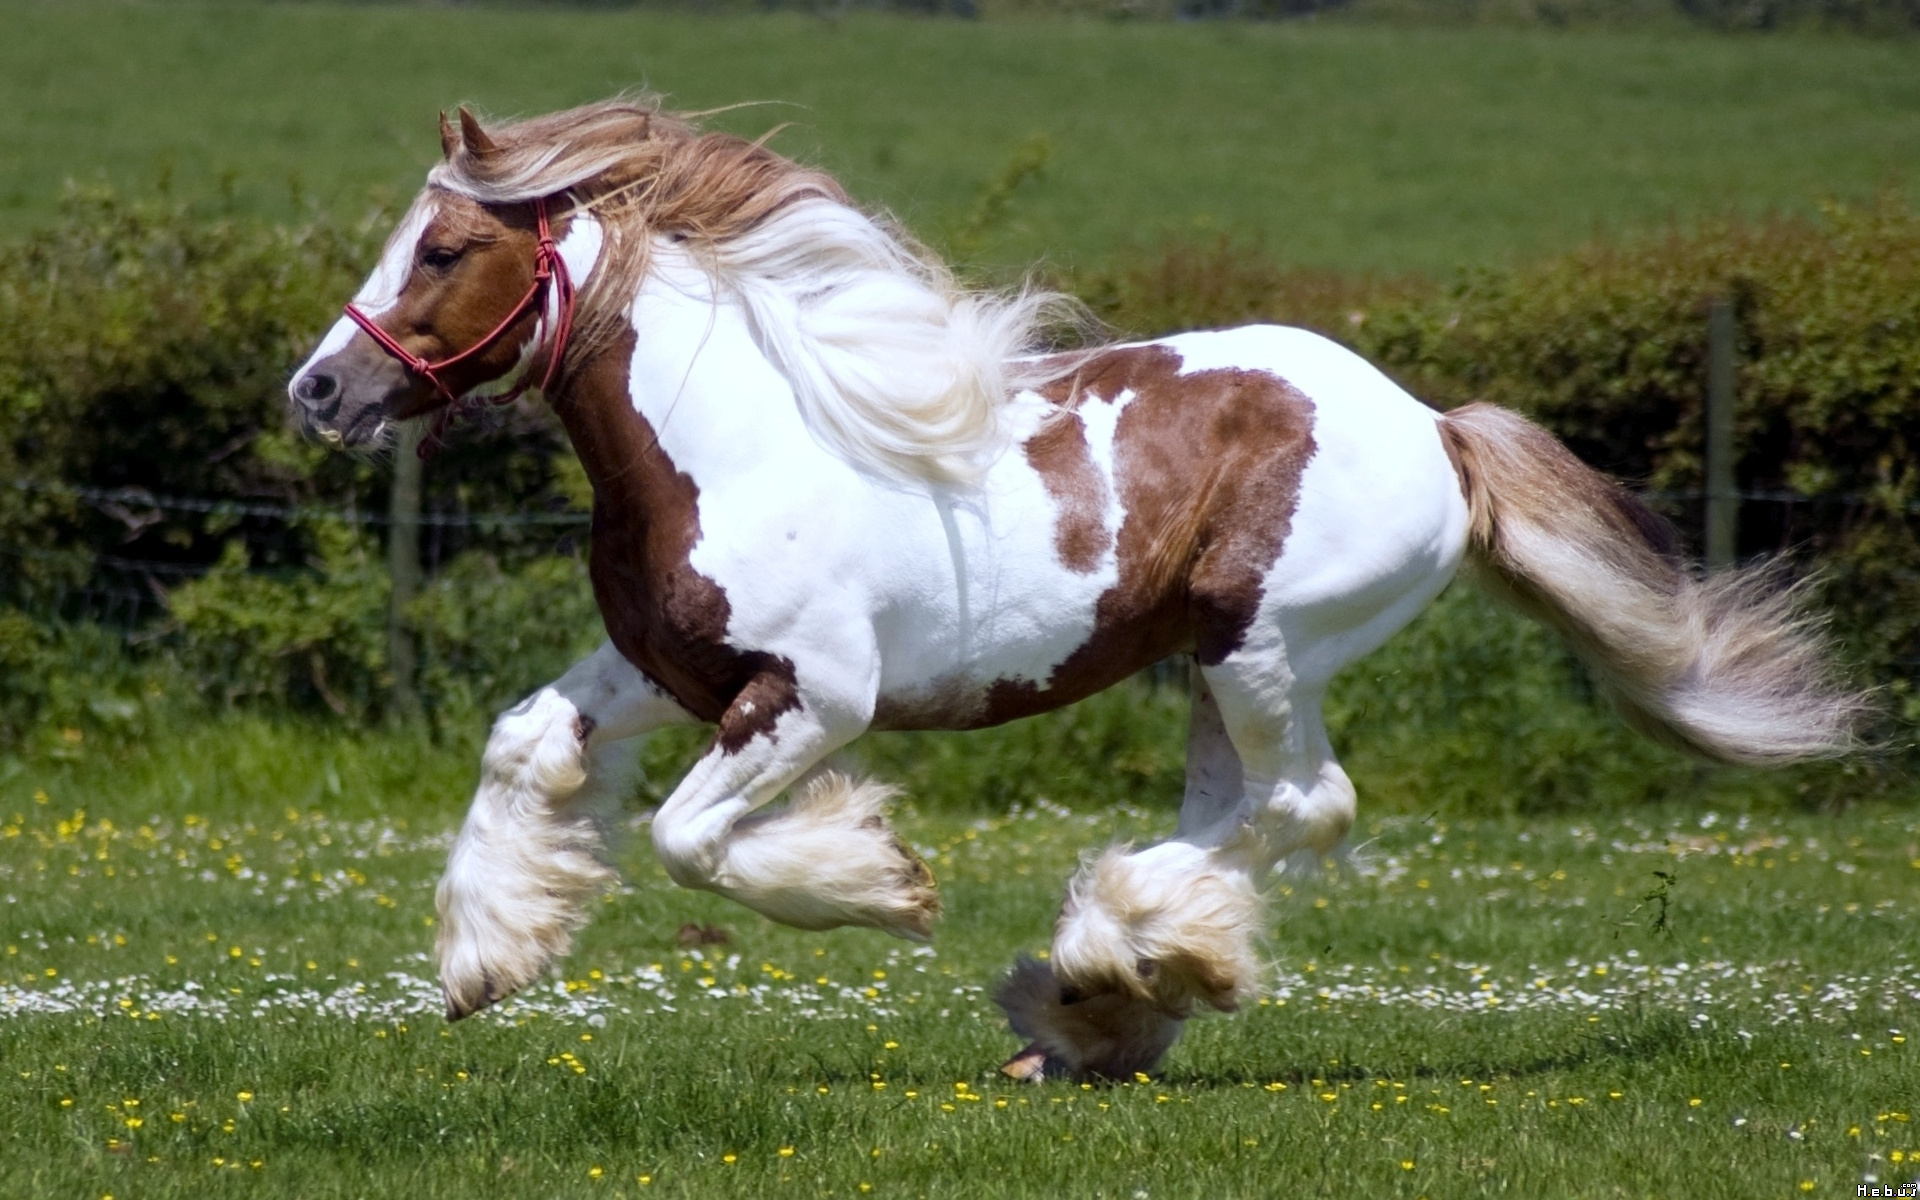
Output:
(587, 512), (762, 724)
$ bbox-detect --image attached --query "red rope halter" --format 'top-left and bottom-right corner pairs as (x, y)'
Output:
(343, 196), (576, 458)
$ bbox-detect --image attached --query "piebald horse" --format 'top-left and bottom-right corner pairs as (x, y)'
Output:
(291, 99), (1864, 1080)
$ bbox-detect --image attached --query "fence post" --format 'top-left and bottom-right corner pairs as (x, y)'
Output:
(1705, 297), (1738, 572)
(387, 423), (424, 721)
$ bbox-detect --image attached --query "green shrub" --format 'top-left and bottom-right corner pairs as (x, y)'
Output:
(1071, 235), (1422, 345)
(1357, 196), (1920, 700)
(411, 551), (603, 723)
(0, 187), (587, 619)
(163, 523), (602, 727)
(0, 187), (376, 599)
(163, 523), (391, 717)
(0, 609), (167, 758)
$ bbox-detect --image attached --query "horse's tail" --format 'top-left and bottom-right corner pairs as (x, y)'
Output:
(1437, 402), (1867, 766)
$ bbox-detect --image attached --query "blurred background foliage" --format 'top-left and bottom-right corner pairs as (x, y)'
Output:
(3, 183), (1914, 813)
(2, 1), (1916, 813)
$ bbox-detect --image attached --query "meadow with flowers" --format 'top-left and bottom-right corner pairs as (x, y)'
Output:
(2, 709), (1916, 1199)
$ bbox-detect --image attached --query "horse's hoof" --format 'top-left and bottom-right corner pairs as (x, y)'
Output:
(1000, 1042), (1050, 1082)
(442, 968), (506, 1022)
(444, 986), (477, 1022)
(884, 837), (941, 941)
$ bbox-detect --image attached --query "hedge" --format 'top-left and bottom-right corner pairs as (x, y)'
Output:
(0, 189), (585, 619)
(3, 190), (1917, 802)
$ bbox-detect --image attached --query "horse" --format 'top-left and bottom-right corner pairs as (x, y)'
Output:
(289, 97), (1867, 1081)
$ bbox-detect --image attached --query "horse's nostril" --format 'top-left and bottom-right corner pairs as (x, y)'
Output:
(295, 373), (340, 405)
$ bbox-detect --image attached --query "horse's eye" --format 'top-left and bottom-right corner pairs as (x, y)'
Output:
(421, 246), (463, 270)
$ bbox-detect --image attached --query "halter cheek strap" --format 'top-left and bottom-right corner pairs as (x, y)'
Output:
(342, 195), (576, 458)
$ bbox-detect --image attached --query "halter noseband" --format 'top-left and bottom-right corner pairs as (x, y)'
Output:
(343, 195), (576, 457)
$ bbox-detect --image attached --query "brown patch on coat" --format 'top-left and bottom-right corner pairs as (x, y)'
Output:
(1023, 411), (1111, 573)
(873, 345), (1315, 731)
(975, 345), (1315, 724)
(551, 323), (799, 750)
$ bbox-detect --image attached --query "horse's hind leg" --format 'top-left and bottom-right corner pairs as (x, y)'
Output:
(438, 642), (696, 1019)
(998, 664), (1281, 1080)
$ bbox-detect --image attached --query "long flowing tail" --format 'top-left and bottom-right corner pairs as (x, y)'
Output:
(1437, 402), (1869, 766)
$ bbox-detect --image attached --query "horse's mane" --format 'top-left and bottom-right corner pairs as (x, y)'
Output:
(428, 95), (1082, 486)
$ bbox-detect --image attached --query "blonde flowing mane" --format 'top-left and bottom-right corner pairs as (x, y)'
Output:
(429, 96), (1080, 486)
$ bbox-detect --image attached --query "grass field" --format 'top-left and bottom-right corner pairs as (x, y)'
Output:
(3, 3), (1920, 272)
(2, 718), (1916, 1199)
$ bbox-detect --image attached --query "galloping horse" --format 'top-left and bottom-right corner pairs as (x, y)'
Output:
(291, 99), (1865, 1080)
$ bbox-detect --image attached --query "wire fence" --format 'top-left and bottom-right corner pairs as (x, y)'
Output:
(5, 477), (591, 529)
(3, 476), (593, 631)
(4, 473), (1896, 636)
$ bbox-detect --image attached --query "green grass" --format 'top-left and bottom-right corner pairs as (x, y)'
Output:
(2, 717), (1916, 1198)
(3, 3), (1920, 272)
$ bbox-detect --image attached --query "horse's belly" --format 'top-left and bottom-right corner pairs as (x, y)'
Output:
(867, 536), (1127, 731)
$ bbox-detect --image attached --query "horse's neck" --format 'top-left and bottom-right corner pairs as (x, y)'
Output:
(553, 248), (827, 511)
(633, 250), (821, 476)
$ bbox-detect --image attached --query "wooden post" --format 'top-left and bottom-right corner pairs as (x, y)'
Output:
(1705, 297), (1738, 572)
(387, 423), (424, 721)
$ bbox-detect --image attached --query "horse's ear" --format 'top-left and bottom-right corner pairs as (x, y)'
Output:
(458, 106), (500, 159)
(439, 111), (458, 160)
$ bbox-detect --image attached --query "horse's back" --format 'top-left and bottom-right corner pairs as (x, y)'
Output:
(870, 327), (1466, 726)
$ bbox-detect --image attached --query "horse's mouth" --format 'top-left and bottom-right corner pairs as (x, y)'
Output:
(331, 404), (391, 450)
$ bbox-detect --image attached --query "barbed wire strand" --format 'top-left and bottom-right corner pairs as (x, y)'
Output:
(4, 478), (590, 528)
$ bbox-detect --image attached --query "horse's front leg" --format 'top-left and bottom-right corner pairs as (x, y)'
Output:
(650, 666), (939, 941)
(438, 642), (696, 1019)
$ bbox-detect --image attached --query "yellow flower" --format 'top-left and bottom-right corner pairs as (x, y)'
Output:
(588, 1166), (603, 1179)
(638, 1175), (652, 1186)
(778, 1146), (795, 1158)
(236, 1091), (253, 1102)
(722, 1153), (737, 1165)
(1401, 1160), (1415, 1170)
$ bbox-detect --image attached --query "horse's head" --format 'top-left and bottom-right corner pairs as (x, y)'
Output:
(289, 109), (590, 450)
